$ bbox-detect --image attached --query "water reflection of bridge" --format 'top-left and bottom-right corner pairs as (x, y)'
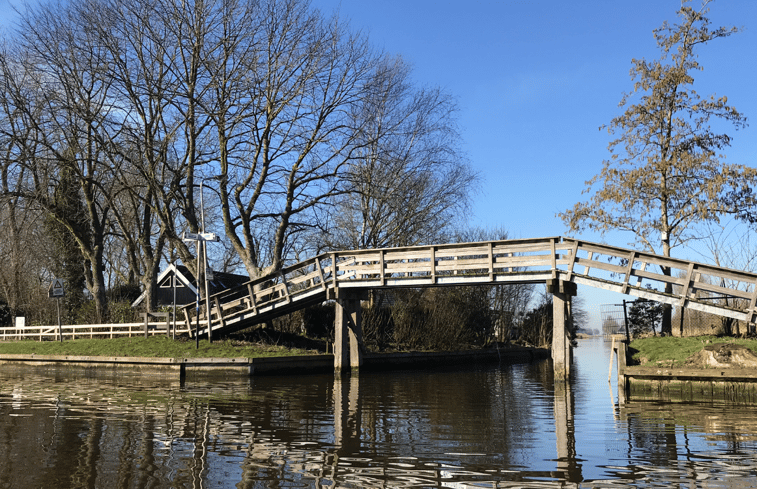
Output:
(184, 237), (757, 378)
(0, 365), (585, 487)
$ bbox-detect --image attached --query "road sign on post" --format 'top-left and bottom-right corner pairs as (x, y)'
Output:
(48, 278), (65, 298)
(48, 278), (65, 341)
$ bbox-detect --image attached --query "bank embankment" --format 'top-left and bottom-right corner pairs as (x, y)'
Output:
(0, 346), (548, 378)
(617, 336), (757, 404)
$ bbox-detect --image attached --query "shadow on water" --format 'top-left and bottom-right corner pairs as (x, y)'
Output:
(2, 341), (757, 487)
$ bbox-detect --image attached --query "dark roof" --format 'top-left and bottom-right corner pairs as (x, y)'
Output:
(173, 265), (250, 294)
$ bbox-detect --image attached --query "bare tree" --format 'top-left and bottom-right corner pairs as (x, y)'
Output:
(560, 1), (755, 335)
(322, 57), (475, 251)
(0, 6), (124, 320)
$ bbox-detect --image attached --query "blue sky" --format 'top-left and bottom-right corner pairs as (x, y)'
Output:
(309, 0), (757, 244)
(2, 0), (756, 324)
(309, 0), (757, 322)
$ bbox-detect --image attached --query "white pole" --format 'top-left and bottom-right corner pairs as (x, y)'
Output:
(608, 336), (615, 383)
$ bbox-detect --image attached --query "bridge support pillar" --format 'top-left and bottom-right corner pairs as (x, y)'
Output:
(547, 279), (577, 381)
(334, 290), (366, 372)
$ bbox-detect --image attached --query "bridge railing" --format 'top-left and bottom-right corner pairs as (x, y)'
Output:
(187, 236), (757, 337)
(331, 237), (572, 288)
(562, 238), (757, 323)
(181, 253), (362, 336)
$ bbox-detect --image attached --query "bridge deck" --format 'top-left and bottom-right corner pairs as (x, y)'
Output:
(183, 237), (757, 338)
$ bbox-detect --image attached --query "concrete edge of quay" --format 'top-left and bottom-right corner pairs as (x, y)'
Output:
(0, 346), (549, 378)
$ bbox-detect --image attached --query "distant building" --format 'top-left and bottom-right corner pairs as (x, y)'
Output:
(131, 263), (250, 308)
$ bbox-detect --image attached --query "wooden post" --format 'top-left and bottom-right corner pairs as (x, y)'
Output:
(548, 279), (576, 381)
(334, 290), (365, 372)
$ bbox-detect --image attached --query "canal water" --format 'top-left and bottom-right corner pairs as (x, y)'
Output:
(1, 338), (757, 488)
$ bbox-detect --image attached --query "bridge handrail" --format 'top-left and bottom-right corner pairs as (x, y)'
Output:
(561, 238), (757, 322)
(183, 236), (757, 337)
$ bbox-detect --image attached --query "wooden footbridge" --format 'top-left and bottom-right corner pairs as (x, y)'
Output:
(182, 236), (757, 378)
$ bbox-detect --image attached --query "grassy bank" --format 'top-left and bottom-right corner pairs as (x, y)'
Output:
(630, 336), (757, 366)
(0, 336), (318, 358)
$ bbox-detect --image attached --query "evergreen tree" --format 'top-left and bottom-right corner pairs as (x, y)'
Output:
(628, 299), (663, 337)
(45, 166), (89, 323)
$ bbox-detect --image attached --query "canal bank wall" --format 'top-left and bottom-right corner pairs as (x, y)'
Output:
(616, 341), (757, 403)
(0, 346), (548, 378)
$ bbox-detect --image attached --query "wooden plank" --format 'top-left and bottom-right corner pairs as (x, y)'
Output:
(689, 280), (753, 300)
(379, 249), (386, 286)
(583, 251), (594, 275)
(679, 263), (696, 307)
(213, 297), (226, 329)
(183, 308), (194, 338)
(621, 251), (636, 295)
(315, 256), (328, 290)
(431, 247), (437, 284)
(246, 283), (258, 314)
(746, 281), (757, 325)
(434, 245), (494, 259)
(625, 268), (686, 286)
(488, 242), (494, 281)
(383, 260), (432, 271)
(565, 240), (580, 280)
(688, 263), (757, 284)
(636, 261), (647, 287)
(550, 238), (557, 279)
(573, 256), (627, 275)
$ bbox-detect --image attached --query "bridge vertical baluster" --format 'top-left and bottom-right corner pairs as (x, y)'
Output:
(488, 242), (494, 282)
(280, 271), (291, 303)
(213, 297), (226, 330)
(331, 252), (339, 292)
(315, 256), (327, 291)
(565, 240), (579, 280)
(636, 261), (647, 288)
(380, 250), (385, 286)
(621, 251), (637, 294)
(430, 247), (437, 284)
(746, 280), (757, 327)
(583, 251), (594, 276)
(550, 238), (558, 279)
(246, 284), (258, 314)
(183, 307), (194, 338)
(679, 263), (696, 309)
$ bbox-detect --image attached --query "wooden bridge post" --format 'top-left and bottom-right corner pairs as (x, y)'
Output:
(334, 290), (367, 372)
(547, 279), (577, 381)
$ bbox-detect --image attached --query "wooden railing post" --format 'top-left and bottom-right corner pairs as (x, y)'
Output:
(316, 256), (327, 291)
(246, 284), (258, 314)
(213, 297), (227, 329)
(430, 247), (437, 284)
(380, 250), (385, 286)
(280, 271), (291, 303)
(488, 242), (494, 282)
(550, 238), (558, 279)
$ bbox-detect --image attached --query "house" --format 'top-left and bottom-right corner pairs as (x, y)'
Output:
(131, 263), (250, 309)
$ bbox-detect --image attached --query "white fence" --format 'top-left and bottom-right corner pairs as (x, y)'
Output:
(0, 314), (191, 341)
